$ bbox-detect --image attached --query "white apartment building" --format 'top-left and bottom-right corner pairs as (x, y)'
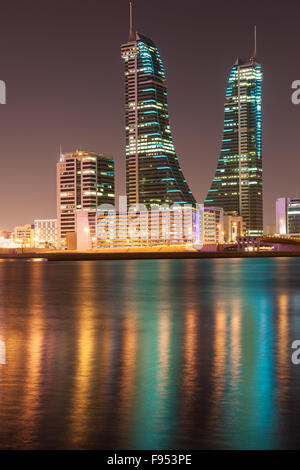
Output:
(34, 219), (57, 249)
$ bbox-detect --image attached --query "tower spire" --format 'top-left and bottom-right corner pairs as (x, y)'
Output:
(252, 25), (257, 60)
(59, 144), (63, 161)
(129, 2), (134, 41)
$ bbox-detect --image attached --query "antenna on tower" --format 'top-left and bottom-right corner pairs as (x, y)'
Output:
(129, 2), (134, 41)
(252, 25), (257, 60)
(59, 144), (63, 162)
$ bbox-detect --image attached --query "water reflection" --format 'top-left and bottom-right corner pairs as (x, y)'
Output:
(0, 258), (300, 449)
(19, 263), (45, 446)
(68, 261), (98, 446)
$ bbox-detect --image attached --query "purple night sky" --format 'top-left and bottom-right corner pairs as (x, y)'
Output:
(0, 0), (299, 230)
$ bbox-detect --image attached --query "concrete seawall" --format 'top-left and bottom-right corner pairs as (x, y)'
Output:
(1, 250), (300, 261)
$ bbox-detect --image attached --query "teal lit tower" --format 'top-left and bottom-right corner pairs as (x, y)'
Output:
(205, 28), (263, 235)
(121, 3), (196, 208)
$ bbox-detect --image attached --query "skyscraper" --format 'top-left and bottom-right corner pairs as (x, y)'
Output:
(57, 150), (115, 249)
(121, 3), (196, 208)
(205, 29), (263, 235)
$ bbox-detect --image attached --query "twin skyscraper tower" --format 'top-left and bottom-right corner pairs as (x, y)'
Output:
(121, 4), (263, 235)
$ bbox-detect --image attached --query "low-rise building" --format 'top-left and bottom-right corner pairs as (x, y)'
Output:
(223, 211), (246, 243)
(14, 224), (35, 248)
(34, 219), (57, 249)
(96, 206), (203, 250)
(203, 207), (224, 245)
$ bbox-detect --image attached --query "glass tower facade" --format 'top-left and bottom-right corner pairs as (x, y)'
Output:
(288, 199), (300, 234)
(205, 57), (263, 235)
(121, 32), (196, 208)
(276, 197), (300, 235)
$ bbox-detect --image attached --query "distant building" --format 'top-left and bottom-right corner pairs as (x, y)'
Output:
(76, 211), (92, 250)
(276, 198), (288, 234)
(237, 236), (261, 252)
(0, 231), (11, 240)
(203, 207), (224, 245)
(66, 232), (77, 251)
(34, 219), (57, 248)
(57, 150), (115, 249)
(0, 232), (14, 249)
(276, 197), (300, 235)
(14, 224), (35, 248)
(223, 211), (246, 243)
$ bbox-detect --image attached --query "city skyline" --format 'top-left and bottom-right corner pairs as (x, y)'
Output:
(0, 0), (299, 230)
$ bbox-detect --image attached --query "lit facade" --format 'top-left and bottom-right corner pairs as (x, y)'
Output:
(76, 211), (92, 250)
(223, 211), (246, 243)
(276, 198), (287, 234)
(121, 27), (196, 208)
(34, 219), (57, 248)
(276, 197), (300, 235)
(203, 207), (224, 245)
(57, 150), (115, 249)
(287, 199), (300, 234)
(14, 224), (35, 248)
(237, 236), (261, 252)
(265, 224), (276, 236)
(96, 207), (203, 249)
(205, 51), (263, 236)
(0, 232), (14, 249)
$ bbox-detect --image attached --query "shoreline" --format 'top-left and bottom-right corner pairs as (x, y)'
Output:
(1, 251), (300, 261)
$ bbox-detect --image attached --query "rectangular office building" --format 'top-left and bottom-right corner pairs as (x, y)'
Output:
(57, 150), (115, 249)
